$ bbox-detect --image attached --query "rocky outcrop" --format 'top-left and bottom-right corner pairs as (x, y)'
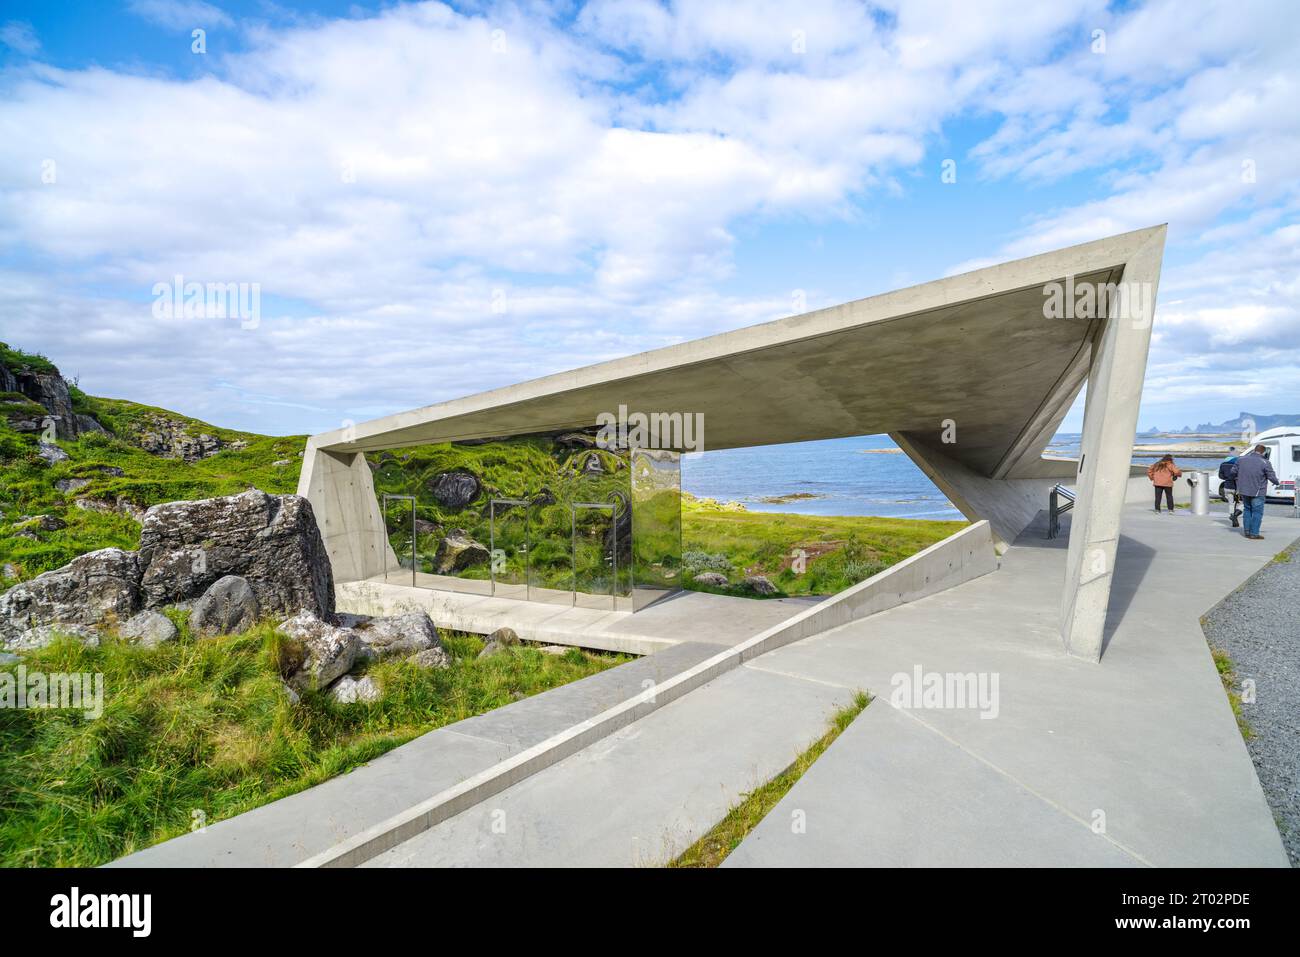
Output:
(74, 496), (147, 522)
(9, 623), (100, 651)
(428, 470), (480, 509)
(433, 529), (489, 574)
(138, 490), (334, 620)
(12, 370), (79, 439)
(38, 442), (69, 465)
(191, 575), (260, 636)
(131, 414), (224, 461)
(0, 548), (141, 646)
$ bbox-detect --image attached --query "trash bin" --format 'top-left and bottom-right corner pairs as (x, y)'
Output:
(1189, 471), (1209, 515)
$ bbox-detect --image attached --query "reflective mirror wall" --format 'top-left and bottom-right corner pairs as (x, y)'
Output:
(365, 430), (681, 612)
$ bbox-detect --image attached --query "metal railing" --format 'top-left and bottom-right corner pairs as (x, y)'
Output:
(1048, 484), (1075, 540)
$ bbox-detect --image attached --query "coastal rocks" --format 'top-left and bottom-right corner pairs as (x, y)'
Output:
(327, 674), (381, 704)
(692, 572), (729, 588)
(190, 575), (260, 637)
(38, 442), (70, 465)
(477, 626), (520, 659)
(130, 413), (223, 461)
(409, 646), (452, 669)
(433, 529), (489, 574)
(120, 609), (178, 647)
(278, 611), (360, 691)
(428, 470), (480, 509)
(74, 496), (147, 522)
(17, 515), (67, 533)
(0, 548), (140, 645)
(11, 370), (79, 439)
(138, 490), (334, 620)
(10, 623), (101, 651)
(351, 611), (442, 661)
(743, 574), (779, 596)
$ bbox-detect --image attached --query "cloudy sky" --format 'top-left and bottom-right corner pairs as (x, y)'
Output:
(1, 0), (1296, 438)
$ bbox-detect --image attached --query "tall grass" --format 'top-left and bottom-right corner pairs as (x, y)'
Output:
(0, 626), (627, 867)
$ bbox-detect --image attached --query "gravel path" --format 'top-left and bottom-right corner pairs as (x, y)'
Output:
(1203, 509), (1300, 867)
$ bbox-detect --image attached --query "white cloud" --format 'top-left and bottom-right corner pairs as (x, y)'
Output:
(0, 20), (40, 55)
(126, 0), (234, 31)
(0, 0), (1296, 436)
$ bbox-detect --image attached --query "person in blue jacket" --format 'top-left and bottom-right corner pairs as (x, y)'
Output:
(1234, 444), (1280, 539)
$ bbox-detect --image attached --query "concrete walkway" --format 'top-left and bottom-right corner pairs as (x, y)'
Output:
(725, 503), (1296, 867)
(366, 502), (1294, 868)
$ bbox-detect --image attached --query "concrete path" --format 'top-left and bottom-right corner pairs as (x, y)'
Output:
(337, 579), (821, 654)
(365, 661), (854, 867)
(725, 503), (1296, 867)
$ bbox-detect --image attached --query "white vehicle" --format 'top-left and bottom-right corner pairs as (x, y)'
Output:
(1214, 426), (1299, 503)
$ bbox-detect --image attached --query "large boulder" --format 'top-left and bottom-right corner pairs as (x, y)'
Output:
(0, 548), (140, 646)
(138, 490), (334, 620)
(433, 529), (489, 574)
(10, 623), (100, 651)
(428, 471), (480, 509)
(692, 572), (729, 588)
(191, 576), (260, 636)
(352, 611), (443, 662)
(278, 611), (360, 691)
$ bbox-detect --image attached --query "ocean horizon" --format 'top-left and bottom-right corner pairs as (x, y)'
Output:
(681, 432), (1219, 521)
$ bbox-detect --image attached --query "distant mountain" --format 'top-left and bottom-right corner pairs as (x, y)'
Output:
(1192, 412), (1300, 434)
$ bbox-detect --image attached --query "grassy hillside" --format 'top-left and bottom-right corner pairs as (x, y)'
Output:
(1, 346), (305, 584)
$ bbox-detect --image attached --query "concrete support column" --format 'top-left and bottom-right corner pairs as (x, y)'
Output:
(297, 441), (396, 584)
(1061, 226), (1165, 661)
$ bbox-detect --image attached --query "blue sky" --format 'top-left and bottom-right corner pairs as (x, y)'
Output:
(1, 0), (1296, 437)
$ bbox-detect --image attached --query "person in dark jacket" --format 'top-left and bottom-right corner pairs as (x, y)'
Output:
(1235, 444), (1279, 539)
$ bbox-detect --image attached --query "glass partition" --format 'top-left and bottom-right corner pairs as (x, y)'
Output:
(380, 494), (415, 586)
(366, 430), (679, 612)
(630, 448), (683, 611)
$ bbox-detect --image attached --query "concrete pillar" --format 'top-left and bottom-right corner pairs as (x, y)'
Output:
(1061, 226), (1165, 661)
(297, 441), (396, 584)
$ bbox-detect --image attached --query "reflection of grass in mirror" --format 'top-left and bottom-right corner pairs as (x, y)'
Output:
(682, 496), (965, 597)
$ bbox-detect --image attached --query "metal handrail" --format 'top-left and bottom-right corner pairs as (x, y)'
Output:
(1048, 484), (1074, 539)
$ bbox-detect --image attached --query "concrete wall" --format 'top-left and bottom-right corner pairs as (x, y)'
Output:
(734, 520), (997, 658)
(298, 442), (396, 584)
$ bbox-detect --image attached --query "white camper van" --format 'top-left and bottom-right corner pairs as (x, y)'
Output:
(1217, 426), (1299, 503)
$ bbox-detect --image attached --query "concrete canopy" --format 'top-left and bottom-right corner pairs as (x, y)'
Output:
(302, 225), (1166, 662)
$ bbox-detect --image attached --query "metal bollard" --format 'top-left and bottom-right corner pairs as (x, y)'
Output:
(1189, 472), (1210, 515)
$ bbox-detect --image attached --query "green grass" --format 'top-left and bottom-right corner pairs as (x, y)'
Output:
(669, 690), (870, 868)
(681, 494), (966, 597)
(1211, 648), (1253, 740)
(0, 622), (628, 867)
(0, 389), (305, 582)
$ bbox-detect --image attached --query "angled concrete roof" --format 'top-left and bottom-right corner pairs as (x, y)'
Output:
(314, 226), (1162, 481)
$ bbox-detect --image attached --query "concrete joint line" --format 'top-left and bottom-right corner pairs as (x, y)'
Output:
(892, 705), (1154, 867)
(740, 660), (857, 690)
